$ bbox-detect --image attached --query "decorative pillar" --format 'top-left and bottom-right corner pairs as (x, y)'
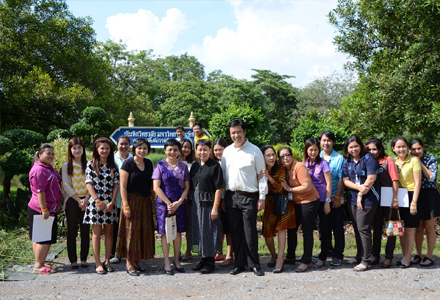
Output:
(188, 111), (196, 127)
(128, 112), (135, 127)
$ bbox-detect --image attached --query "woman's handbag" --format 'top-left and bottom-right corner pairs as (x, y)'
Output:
(273, 169), (288, 216)
(384, 207), (404, 237)
(165, 214), (177, 243)
(273, 191), (288, 216)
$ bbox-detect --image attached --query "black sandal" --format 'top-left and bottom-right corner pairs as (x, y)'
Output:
(411, 255), (422, 264)
(193, 261), (205, 271)
(200, 262), (215, 274)
(420, 257), (434, 267)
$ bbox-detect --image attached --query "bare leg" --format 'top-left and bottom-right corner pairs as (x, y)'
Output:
(421, 218), (436, 264)
(275, 230), (286, 270)
(265, 237), (277, 263)
(103, 224), (113, 267)
(92, 225), (103, 271)
(33, 243), (51, 270)
(402, 228), (416, 266)
(415, 221), (425, 257)
(161, 234), (171, 271)
(173, 233), (182, 268)
(226, 234), (234, 260)
(399, 235), (406, 262)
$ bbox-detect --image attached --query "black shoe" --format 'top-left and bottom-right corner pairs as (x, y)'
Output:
(127, 267), (139, 276)
(267, 261), (276, 268)
(229, 267), (245, 275)
(284, 257), (296, 265)
(251, 266), (265, 276)
(273, 265), (284, 274)
(103, 263), (115, 273)
(134, 266), (145, 272)
(71, 264), (79, 270)
(164, 266), (174, 275)
(173, 263), (185, 273)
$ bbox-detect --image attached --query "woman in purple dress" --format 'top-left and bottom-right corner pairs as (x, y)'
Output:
(153, 139), (190, 275)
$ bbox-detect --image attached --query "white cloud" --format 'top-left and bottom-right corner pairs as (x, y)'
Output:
(106, 8), (191, 55)
(187, 0), (348, 86)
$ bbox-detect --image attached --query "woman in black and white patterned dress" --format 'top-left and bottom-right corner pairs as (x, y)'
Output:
(83, 137), (120, 275)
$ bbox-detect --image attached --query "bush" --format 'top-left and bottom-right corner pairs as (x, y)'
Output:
(0, 136), (13, 155)
(209, 103), (270, 147)
(291, 110), (351, 152)
(273, 143), (303, 161)
(47, 129), (71, 141)
(2, 129), (45, 150)
(70, 122), (94, 137)
(19, 174), (30, 191)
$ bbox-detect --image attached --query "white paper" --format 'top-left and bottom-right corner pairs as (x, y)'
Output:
(380, 187), (409, 208)
(165, 215), (177, 244)
(32, 215), (55, 243)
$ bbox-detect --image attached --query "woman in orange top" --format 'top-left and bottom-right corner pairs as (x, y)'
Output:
(279, 146), (320, 272)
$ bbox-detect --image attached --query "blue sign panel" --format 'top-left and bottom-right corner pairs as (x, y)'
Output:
(109, 127), (210, 148)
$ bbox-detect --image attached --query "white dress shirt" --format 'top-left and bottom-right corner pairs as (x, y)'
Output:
(221, 139), (268, 200)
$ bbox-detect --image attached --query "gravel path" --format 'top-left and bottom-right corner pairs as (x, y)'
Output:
(2, 255), (440, 299)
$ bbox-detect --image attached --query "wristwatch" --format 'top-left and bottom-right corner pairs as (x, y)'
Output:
(325, 198), (332, 203)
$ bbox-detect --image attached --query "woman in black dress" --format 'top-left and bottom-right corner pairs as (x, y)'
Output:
(190, 139), (225, 274)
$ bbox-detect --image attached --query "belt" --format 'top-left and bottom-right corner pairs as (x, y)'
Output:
(230, 190), (258, 195)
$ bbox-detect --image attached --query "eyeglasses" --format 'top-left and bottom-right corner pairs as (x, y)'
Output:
(280, 154), (292, 159)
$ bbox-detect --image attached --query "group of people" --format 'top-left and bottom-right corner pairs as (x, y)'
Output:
(27, 119), (439, 276)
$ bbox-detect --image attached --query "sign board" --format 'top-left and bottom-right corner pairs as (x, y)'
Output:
(109, 127), (210, 148)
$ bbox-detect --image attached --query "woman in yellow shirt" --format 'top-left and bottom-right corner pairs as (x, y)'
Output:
(391, 136), (422, 268)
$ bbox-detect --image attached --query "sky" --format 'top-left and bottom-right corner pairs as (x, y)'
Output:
(65, 0), (350, 87)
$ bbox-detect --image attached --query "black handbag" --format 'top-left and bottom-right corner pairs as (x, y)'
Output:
(273, 168), (288, 216)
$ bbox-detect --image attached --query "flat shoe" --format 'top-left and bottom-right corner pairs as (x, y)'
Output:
(220, 259), (235, 267)
(295, 264), (309, 273)
(314, 262), (325, 269)
(96, 267), (107, 275)
(134, 266), (146, 272)
(81, 263), (89, 268)
(103, 264), (115, 273)
(273, 266), (284, 273)
(214, 255), (225, 262)
(267, 261), (276, 268)
(230, 267), (245, 275)
(411, 255), (422, 264)
(354, 264), (371, 272)
(33, 266), (56, 274)
(371, 257), (380, 265)
(181, 255), (192, 262)
(127, 267), (139, 276)
(420, 257), (434, 267)
(173, 263), (185, 273)
(193, 262), (205, 271)
(164, 268), (174, 275)
(399, 263), (410, 269)
(71, 264), (79, 270)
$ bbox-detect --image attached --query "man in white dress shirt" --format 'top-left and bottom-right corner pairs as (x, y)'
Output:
(221, 119), (268, 276)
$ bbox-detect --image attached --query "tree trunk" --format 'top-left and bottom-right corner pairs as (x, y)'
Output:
(1, 174), (13, 208)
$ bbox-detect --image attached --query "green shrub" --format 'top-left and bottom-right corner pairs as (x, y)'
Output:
(209, 103), (270, 147)
(47, 129), (71, 141)
(19, 174), (30, 191)
(273, 143), (303, 161)
(0, 136), (14, 155)
(2, 129), (45, 150)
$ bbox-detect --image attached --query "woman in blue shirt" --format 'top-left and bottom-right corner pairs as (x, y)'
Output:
(342, 136), (379, 271)
(409, 138), (440, 267)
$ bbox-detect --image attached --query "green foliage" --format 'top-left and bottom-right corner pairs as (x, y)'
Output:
(0, 149), (34, 178)
(2, 129), (45, 150)
(70, 122), (94, 138)
(47, 129), (71, 142)
(328, 0), (440, 142)
(6, 188), (29, 220)
(19, 175), (30, 191)
(51, 136), (70, 172)
(291, 110), (351, 151)
(273, 143), (303, 162)
(70, 107), (113, 142)
(0, 136), (13, 156)
(209, 103), (270, 147)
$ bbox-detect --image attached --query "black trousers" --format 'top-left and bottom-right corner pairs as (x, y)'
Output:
(65, 198), (90, 263)
(111, 207), (121, 257)
(317, 202), (333, 261)
(372, 205), (384, 258)
(348, 204), (377, 264)
(330, 206), (345, 259)
(225, 191), (260, 268)
(286, 200), (320, 264)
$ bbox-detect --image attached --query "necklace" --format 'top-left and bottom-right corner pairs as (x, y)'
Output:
(167, 159), (179, 169)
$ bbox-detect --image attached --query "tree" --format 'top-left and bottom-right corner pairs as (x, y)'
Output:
(0, 0), (111, 134)
(251, 69), (298, 143)
(295, 72), (357, 118)
(0, 129), (45, 201)
(291, 110), (351, 151)
(328, 0), (440, 141)
(70, 107), (113, 144)
(209, 103), (270, 147)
